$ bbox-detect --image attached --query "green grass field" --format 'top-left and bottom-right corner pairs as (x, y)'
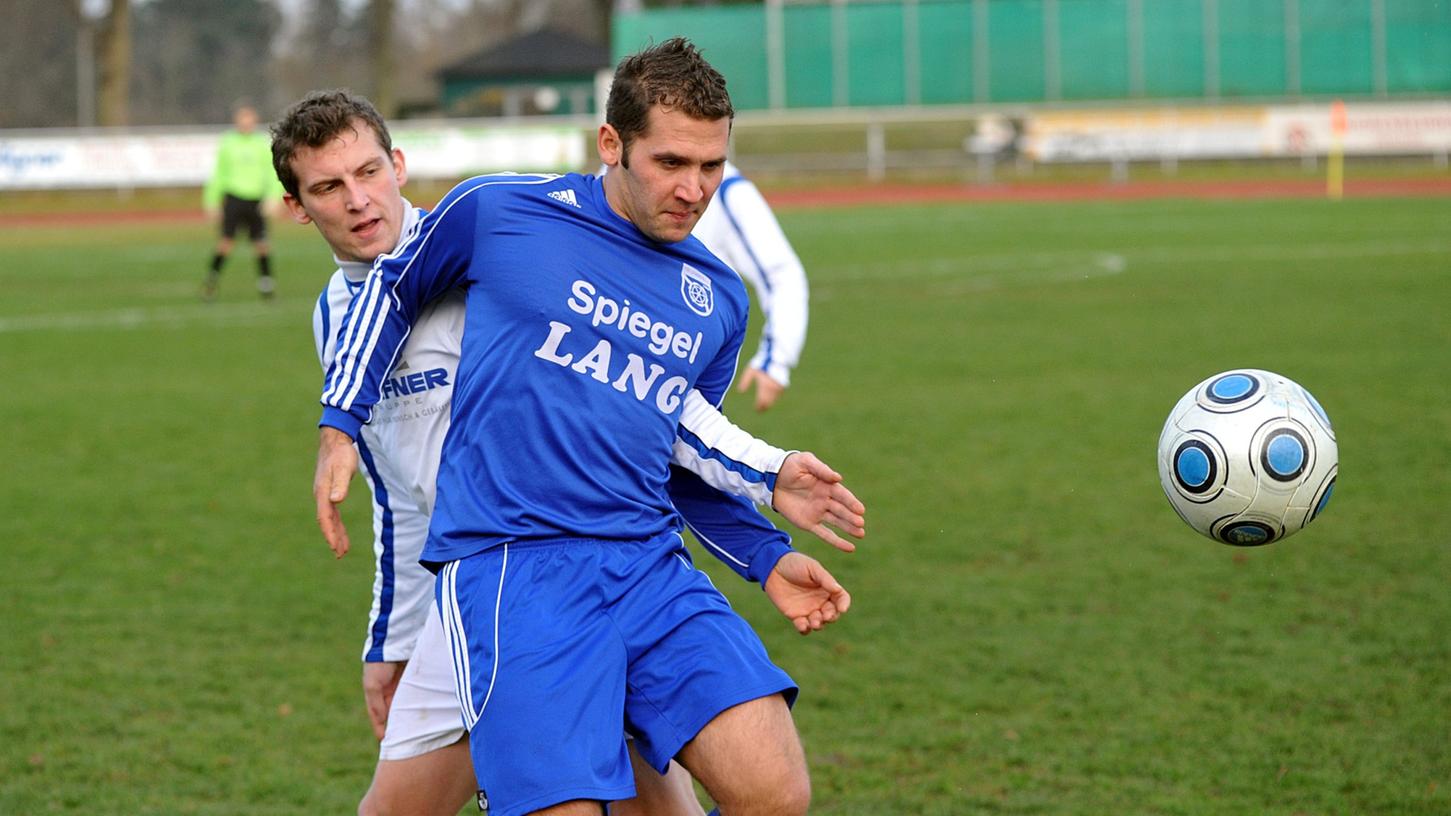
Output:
(2, 192), (1448, 814)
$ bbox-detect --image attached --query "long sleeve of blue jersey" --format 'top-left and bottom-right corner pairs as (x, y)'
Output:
(320, 184), (479, 437)
(667, 466), (792, 587)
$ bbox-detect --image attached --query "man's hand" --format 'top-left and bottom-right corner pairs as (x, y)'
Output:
(362, 661), (407, 741)
(314, 426), (358, 558)
(737, 367), (786, 412)
(765, 552), (851, 635)
(772, 452), (866, 552)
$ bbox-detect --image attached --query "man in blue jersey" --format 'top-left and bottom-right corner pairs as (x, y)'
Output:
(314, 40), (861, 815)
(280, 90), (860, 815)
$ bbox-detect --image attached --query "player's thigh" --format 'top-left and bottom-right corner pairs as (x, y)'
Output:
(360, 738), (475, 816)
(675, 694), (809, 814)
(614, 748), (704, 816)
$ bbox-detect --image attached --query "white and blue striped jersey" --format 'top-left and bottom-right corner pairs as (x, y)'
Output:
(314, 204), (454, 661)
(320, 179), (797, 629)
(686, 162), (808, 386)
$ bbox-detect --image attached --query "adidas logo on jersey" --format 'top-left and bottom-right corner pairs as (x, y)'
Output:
(547, 189), (580, 208)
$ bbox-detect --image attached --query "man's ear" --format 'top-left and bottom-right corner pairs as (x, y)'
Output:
(597, 123), (622, 168)
(283, 193), (312, 225)
(392, 148), (408, 188)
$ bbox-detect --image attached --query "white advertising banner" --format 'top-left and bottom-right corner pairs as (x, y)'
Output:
(1022, 107), (1267, 162)
(1023, 101), (1451, 162)
(390, 125), (586, 179)
(0, 124), (587, 190)
(1264, 102), (1451, 156)
(0, 132), (220, 189)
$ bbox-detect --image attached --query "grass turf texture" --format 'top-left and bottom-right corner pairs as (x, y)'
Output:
(1, 195), (1447, 814)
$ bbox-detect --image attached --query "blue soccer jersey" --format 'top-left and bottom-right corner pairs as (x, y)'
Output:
(322, 173), (756, 565)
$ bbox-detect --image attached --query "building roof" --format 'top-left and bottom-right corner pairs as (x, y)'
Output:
(437, 27), (610, 82)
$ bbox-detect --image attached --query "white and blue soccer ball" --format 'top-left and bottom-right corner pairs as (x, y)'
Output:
(1157, 369), (1338, 546)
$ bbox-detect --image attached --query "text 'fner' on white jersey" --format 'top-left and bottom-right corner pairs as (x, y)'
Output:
(688, 162), (808, 386)
(320, 172), (798, 570)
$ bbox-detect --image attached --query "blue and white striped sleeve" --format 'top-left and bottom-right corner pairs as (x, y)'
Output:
(715, 177), (808, 387)
(319, 185), (480, 437)
(672, 388), (788, 505)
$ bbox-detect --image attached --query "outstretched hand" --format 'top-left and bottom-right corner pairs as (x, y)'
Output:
(314, 426), (358, 558)
(764, 552), (851, 635)
(772, 451), (866, 552)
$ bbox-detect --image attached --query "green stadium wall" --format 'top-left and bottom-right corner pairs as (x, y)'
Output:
(612, 0), (1451, 110)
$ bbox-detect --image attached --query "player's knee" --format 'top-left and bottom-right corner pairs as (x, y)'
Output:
(779, 767), (812, 816)
(765, 770), (811, 816)
(356, 787), (397, 816)
(715, 768), (810, 816)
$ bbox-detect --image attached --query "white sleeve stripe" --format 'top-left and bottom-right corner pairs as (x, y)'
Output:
(323, 271), (386, 406)
(683, 520), (749, 568)
(330, 274), (387, 408)
(339, 281), (398, 410)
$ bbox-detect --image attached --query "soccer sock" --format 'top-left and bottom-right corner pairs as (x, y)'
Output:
(202, 253), (225, 299)
(257, 255), (275, 297)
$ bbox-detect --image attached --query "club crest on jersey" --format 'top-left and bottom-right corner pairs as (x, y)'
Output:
(680, 264), (713, 317)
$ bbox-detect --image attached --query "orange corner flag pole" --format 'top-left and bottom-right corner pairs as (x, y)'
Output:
(1328, 99), (1347, 201)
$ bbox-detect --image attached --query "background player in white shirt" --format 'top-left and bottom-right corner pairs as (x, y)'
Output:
(691, 162), (808, 412)
(281, 91), (861, 816)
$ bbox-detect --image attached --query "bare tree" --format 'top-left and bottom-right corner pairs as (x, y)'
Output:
(0, 3), (78, 128)
(130, 0), (282, 125)
(96, 0), (131, 126)
(368, 0), (397, 117)
(273, 0), (365, 105)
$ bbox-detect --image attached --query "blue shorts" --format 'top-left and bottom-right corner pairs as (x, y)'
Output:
(435, 531), (797, 816)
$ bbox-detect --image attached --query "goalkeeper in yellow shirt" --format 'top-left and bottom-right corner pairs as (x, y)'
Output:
(202, 103), (284, 300)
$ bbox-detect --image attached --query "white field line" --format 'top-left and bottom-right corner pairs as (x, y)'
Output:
(811, 238), (1450, 297)
(0, 302), (296, 334)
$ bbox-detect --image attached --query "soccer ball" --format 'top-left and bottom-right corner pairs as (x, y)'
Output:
(1157, 369), (1337, 546)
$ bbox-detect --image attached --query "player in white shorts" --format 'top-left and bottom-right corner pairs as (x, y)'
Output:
(605, 161), (809, 413)
(284, 91), (863, 816)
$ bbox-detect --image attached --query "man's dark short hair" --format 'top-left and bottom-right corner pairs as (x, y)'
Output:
(271, 90), (393, 198)
(606, 37), (733, 168)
